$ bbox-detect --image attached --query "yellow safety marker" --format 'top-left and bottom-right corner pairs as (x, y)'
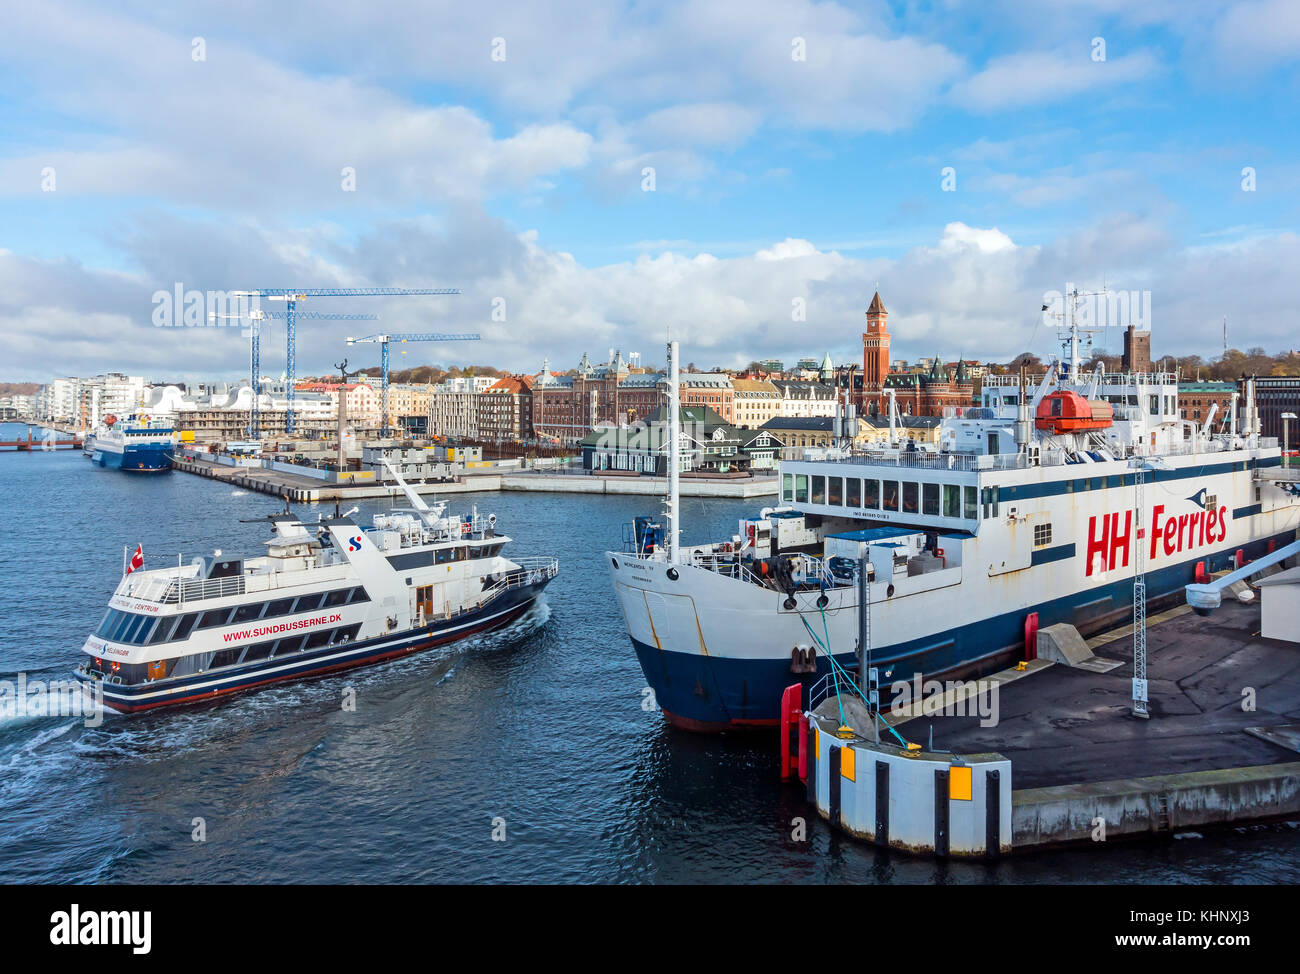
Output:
(950, 765), (973, 801)
(835, 724), (855, 739)
(841, 746), (856, 782)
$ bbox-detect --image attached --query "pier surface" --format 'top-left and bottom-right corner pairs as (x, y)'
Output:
(174, 455), (778, 500)
(910, 600), (1300, 788)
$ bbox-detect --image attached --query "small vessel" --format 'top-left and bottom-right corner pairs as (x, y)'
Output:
(75, 462), (558, 712)
(88, 414), (174, 472)
(609, 325), (1300, 731)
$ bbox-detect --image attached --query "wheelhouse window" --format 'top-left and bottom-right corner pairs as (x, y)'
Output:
(942, 484), (960, 518)
(963, 485), (978, 520)
(863, 478), (879, 509)
(794, 474), (809, 503)
(782, 473), (794, 503)
(882, 481), (900, 512)
(846, 478), (861, 508)
(902, 482), (919, 515)
(828, 477), (843, 506)
(922, 483), (939, 517)
(811, 475), (826, 505)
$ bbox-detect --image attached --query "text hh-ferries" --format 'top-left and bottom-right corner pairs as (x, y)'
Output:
(75, 461), (558, 712)
(609, 333), (1300, 731)
(88, 413), (175, 472)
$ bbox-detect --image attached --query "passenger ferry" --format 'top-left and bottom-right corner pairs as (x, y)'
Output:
(609, 333), (1300, 731)
(88, 414), (174, 472)
(75, 462), (558, 712)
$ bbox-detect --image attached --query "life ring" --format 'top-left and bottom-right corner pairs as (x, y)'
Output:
(461, 522), (471, 535)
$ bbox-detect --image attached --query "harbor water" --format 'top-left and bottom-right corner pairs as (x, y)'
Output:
(1, 436), (1298, 883)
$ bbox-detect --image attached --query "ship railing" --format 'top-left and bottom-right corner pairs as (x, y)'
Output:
(797, 450), (1052, 472)
(477, 557), (560, 606)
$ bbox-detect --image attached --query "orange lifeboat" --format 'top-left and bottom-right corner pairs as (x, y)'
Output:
(1035, 390), (1113, 434)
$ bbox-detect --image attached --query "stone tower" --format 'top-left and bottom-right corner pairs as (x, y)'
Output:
(862, 291), (890, 395)
(1122, 324), (1151, 373)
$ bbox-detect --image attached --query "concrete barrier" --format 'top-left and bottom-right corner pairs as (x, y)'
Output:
(809, 715), (1012, 856)
(1036, 623), (1121, 672)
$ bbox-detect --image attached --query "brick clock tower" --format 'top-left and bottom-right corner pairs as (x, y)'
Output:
(862, 291), (890, 398)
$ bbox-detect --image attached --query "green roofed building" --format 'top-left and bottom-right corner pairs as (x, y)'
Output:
(580, 404), (783, 475)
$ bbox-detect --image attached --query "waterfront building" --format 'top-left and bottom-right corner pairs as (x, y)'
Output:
(477, 374), (535, 442)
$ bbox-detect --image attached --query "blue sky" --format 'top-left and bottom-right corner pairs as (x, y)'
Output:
(1, 0), (1298, 382)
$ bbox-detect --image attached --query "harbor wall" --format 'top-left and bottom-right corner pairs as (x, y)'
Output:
(1011, 762), (1300, 848)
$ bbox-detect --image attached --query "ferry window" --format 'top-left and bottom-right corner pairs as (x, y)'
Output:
(1034, 523), (1053, 547)
(782, 474), (794, 503)
(943, 484), (960, 518)
(435, 548), (453, 565)
(274, 636), (306, 656)
(922, 483), (939, 517)
(902, 482), (919, 514)
(293, 593), (326, 613)
(95, 609), (120, 639)
(210, 649), (241, 669)
(828, 477), (843, 505)
(147, 615), (178, 645)
(197, 607), (233, 630)
(264, 597), (295, 618)
(304, 629), (332, 650)
(795, 475), (809, 503)
(864, 478), (879, 509)
(324, 589), (350, 608)
(171, 613), (199, 641)
(232, 602), (263, 623)
(846, 478), (861, 507)
(1205, 494), (1218, 513)
(331, 624), (362, 645)
(243, 641), (275, 663)
(882, 481), (900, 512)
(811, 476), (826, 504)
(963, 486), (977, 520)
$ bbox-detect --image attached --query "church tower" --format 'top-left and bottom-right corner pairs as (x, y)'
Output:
(862, 291), (890, 396)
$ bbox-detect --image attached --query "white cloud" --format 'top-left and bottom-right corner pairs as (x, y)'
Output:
(952, 49), (1160, 112)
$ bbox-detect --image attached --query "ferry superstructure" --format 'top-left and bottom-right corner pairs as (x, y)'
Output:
(608, 337), (1300, 731)
(88, 414), (174, 472)
(75, 462), (558, 712)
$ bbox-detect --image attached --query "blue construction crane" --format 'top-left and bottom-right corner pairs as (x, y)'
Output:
(233, 288), (460, 432)
(212, 308), (378, 437)
(346, 332), (481, 436)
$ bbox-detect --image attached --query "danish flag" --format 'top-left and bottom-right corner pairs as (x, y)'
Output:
(126, 544), (144, 575)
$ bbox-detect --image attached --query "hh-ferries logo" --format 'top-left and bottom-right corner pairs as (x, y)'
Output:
(1085, 490), (1230, 576)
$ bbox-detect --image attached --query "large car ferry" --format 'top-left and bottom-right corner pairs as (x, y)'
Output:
(75, 462), (558, 712)
(609, 333), (1300, 731)
(88, 414), (174, 472)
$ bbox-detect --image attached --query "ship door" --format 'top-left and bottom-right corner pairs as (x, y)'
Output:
(416, 585), (434, 624)
(987, 432), (999, 455)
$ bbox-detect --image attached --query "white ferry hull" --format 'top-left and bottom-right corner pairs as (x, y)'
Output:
(610, 455), (1300, 730)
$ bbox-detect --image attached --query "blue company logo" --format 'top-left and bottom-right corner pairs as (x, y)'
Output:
(1187, 488), (1207, 509)
(348, 535), (363, 551)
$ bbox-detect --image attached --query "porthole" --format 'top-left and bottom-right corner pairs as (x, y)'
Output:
(666, 567), (679, 581)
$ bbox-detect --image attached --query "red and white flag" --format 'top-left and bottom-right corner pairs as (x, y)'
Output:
(126, 544), (144, 575)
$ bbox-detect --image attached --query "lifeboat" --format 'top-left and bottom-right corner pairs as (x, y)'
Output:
(1035, 390), (1113, 434)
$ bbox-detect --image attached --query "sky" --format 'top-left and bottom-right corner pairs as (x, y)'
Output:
(1, 0), (1298, 384)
